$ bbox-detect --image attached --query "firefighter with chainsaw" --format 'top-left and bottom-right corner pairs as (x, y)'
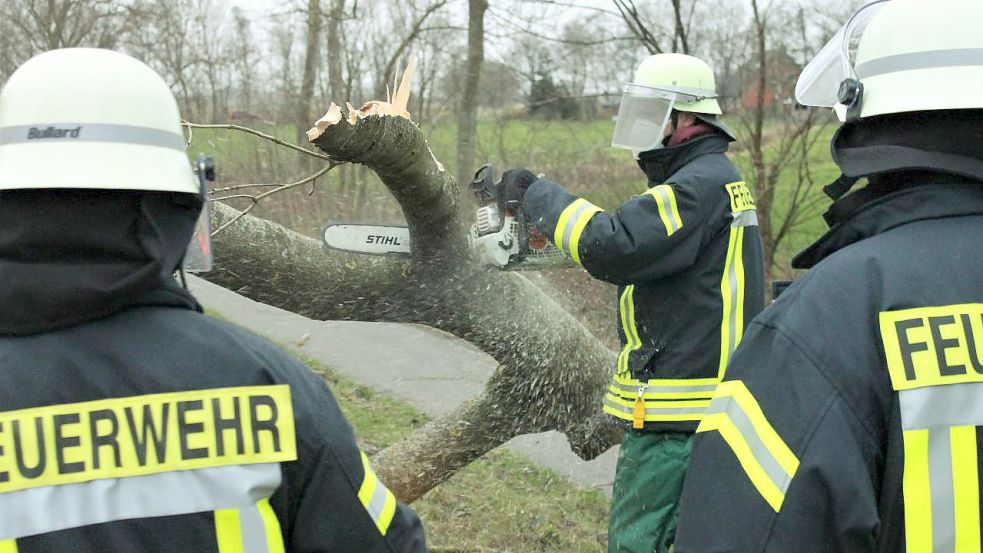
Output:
(0, 48), (426, 552)
(499, 53), (765, 552)
(674, 1), (983, 551)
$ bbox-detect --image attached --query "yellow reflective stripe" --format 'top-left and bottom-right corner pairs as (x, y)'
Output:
(697, 381), (799, 512)
(699, 412), (785, 511)
(951, 425), (981, 553)
(602, 401), (708, 422)
(553, 198), (588, 253)
(605, 395), (711, 410)
(0, 385), (296, 495)
(617, 285), (640, 374)
(0, 540), (17, 553)
(568, 205), (602, 265)
(358, 451), (398, 535)
(733, 227), (746, 351)
(725, 181), (756, 212)
(903, 429), (933, 553)
(612, 374), (720, 387)
(647, 185), (683, 236)
(258, 497), (286, 553)
(715, 381), (799, 476)
(718, 227), (745, 379)
(879, 303), (983, 391)
(214, 508), (244, 553)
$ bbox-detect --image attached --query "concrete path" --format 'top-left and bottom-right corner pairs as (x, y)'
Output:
(187, 276), (618, 497)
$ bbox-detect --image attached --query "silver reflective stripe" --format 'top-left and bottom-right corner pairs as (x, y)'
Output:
(366, 476), (392, 523)
(646, 406), (708, 416)
(609, 381), (717, 396)
(561, 201), (596, 253)
(707, 396), (793, 494)
(725, 229), (741, 358)
(603, 396), (707, 416)
(928, 428), (956, 553)
(0, 463), (280, 540)
(604, 398), (633, 415)
(731, 210), (759, 228)
(0, 124), (186, 151)
(239, 503), (272, 553)
(856, 48), (983, 79)
(651, 186), (682, 233)
(899, 382), (983, 430)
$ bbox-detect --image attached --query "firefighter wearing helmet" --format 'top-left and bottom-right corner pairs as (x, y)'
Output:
(675, 1), (983, 551)
(0, 48), (426, 551)
(498, 53), (765, 552)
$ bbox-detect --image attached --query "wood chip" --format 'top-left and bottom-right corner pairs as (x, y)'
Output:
(306, 102), (342, 141)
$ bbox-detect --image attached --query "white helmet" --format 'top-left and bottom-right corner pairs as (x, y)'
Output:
(795, 0), (983, 122)
(0, 48), (212, 271)
(0, 48), (197, 193)
(612, 53), (732, 155)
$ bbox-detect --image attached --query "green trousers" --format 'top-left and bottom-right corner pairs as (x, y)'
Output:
(608, 431), (694, 553)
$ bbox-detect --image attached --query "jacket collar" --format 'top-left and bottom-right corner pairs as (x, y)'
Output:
(792, 183), (983, 269)
(637, 133), (730, 185)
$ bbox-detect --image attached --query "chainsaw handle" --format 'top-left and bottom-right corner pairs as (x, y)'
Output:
(470, 164), (500, 205)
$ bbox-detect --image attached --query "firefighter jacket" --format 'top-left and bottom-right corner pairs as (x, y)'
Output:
(0, 190), (427, 552)
(523, 133), (765, 433)
(674, 180), (983, 553)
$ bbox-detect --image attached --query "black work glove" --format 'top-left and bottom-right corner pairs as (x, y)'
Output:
(498, 168), (539, 212)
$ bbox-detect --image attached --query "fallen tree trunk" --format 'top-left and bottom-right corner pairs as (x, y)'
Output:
(204, 109), (621, 503)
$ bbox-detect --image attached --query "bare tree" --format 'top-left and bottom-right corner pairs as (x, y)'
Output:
(738, 0), (830, 279)
(296, 0), (323, 144)
(456, 0), (489, 188)
(0, 0), (128, 84)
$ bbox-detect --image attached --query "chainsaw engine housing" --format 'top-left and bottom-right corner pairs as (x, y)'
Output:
(468, 207), (573, 270)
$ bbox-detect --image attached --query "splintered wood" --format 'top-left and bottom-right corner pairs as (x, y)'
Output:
(306, 52), (417, 141)
(306, 51), (444, 172)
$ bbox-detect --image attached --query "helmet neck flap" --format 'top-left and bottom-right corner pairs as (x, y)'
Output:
(821, 110), (983, 226)
(0, 190), (202, 335)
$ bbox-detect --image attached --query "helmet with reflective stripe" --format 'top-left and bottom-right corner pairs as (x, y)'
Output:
(612, 53), (733, 154)
(632, 53), (723, 115)
(0, 48), (198, 194)
(853, 0), (983, 119)
(795, 0), (983, 122)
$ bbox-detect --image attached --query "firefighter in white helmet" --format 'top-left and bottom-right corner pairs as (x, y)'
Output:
(0, 48), (426, 551)
(675, 1), (983, 551)
(499, 53), (765, 552)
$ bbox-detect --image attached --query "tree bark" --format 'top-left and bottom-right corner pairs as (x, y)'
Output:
(205, 112), (621, 502)
(455, 0), (488, 189)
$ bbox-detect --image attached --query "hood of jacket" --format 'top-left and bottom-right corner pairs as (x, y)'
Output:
(0, 189), (203, 336)
(794, 110), (983, 269)
(793, 181), (983, 269)
(636, 132), (731, 184)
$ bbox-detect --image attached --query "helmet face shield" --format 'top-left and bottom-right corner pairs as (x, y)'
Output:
(612, 84), (678, 153)
(182, 206), (213, 273)
(182, 155), (214, 273)
(794, 1), (889, 108)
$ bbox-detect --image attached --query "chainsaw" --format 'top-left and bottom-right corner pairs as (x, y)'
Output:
(321, 164), (573, 270)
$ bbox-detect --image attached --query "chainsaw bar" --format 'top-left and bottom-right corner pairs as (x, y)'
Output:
(321, 224), (412, 257)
